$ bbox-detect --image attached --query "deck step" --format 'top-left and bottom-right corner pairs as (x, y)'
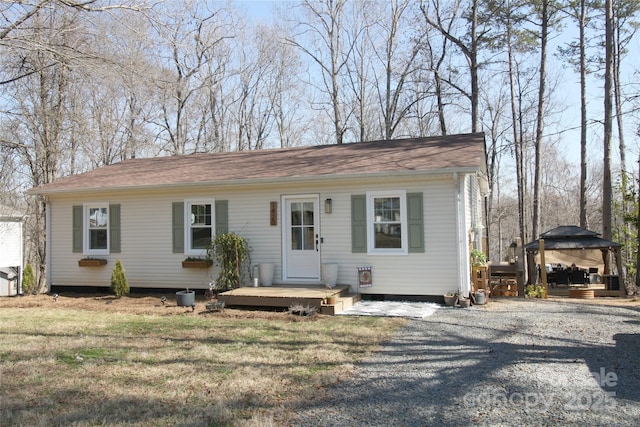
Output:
(320, 293), (361, 315)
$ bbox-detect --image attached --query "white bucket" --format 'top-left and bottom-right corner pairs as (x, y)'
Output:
(321, 263), (339, 288)
(258, 263), (274, 286)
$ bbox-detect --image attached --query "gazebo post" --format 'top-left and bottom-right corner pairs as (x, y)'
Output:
(614, 247), (626, 295)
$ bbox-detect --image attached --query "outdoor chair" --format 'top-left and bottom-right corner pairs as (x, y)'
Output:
(569, 270), (588, 287)
(555, 269), (569, 287)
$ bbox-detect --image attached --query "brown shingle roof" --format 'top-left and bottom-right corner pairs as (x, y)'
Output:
(31, 133), (486, 194)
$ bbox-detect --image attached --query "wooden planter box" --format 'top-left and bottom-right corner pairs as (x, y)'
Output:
(78, 258), (107, 267)
(182, 259), (213, 269)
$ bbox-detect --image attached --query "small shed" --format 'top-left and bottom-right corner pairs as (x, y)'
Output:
(524, 226), (623, 292)
(0, 205), (24, 296)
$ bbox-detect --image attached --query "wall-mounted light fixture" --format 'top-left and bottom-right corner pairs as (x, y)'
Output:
(324, 198), (332, 214)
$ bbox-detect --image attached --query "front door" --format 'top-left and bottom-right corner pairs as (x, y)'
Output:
(283, 195), (320, 281)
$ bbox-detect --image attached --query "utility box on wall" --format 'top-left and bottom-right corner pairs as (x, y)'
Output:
(0, 206), (24, 296)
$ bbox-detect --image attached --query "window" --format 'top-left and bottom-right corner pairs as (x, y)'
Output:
(290, 201), (315, 250)
(366, 191), (408, 254)
(84, 203), (109, 255)
(185, 199), (215, 255)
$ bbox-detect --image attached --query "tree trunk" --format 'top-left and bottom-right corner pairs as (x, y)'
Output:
(579, 0), (588, 229)
(603, 0), (614, 243)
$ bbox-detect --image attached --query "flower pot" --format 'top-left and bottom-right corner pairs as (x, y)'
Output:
(321, 263), (339, 288)
(443, 295), (458, 306)
(258, 263), (274, 286)
(78, 258), (107, 267)
(176, 290), (195, 307)
(458, 298), (471, 308)
(182, 259), (212, 269)
(325, 295), (337, 305)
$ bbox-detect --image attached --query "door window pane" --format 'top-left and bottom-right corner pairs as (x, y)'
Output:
(291, 203), (302, 226)
(291, 227), (302, 250)
(303, 226), (315, 250)
(303, 202), (314, 225)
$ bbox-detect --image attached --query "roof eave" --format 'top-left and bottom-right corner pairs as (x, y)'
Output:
(30, 166), (482, 196)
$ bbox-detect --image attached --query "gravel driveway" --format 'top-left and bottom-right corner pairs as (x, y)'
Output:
(290, 299), (640, 426)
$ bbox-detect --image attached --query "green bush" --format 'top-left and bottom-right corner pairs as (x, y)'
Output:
(525, 284), (545, 298)
(110, 260), (130, 297)
(21, 264), (36, 295)
(207, 232), (251, 291)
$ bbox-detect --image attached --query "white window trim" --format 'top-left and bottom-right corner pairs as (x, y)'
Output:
(83, 202), (109, 256)
(366, 190), (408, 255)
(184, 198), (216, 256)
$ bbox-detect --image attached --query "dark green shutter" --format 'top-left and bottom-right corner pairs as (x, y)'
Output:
(351, 195), (367, 253)
(109, 204), (121, 253)
(172, 202), (184, 253)
(72, 205), (83, 253)
(215, 200), (228, 235)
(407, 192), (424, 253)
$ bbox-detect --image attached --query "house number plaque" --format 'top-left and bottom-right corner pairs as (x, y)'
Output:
(270, 201), (277, 226)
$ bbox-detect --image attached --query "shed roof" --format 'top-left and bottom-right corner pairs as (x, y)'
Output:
(524, 226), (621, 251)
(30, 133), (487, 195)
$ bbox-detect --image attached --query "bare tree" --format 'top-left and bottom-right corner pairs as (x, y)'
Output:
(420, 0), (488, 133)
(149, 2), (234, 154)
(284, 0), (354, 144)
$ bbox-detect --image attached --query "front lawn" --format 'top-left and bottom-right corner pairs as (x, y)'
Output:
(0, 295), (405, 426)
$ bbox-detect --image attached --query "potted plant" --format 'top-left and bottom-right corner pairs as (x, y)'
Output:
(470, 249), (487, 267)
(78, 257), (107, 267)
(181, 257), (213, 269)
(207, 232), (251, 291)
(325, 294), (337, 305)
(176, 287), (196, 307)
(458, 297), (471, 308)
(443, 293), (458, 306)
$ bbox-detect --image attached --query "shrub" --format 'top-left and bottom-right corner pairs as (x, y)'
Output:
(207, 232), (251, 291)
(110, 260), (130, 297)
(525, 284), (545, 298)
(21, 264), (36, 295)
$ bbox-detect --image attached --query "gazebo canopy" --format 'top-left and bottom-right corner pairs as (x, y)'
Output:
(524, 226), (621, 251)
(524, 225), (622, 277)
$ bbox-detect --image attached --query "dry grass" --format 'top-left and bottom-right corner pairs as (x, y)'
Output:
(0, 294), (406, 426)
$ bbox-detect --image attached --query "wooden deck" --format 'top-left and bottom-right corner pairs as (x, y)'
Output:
(217, 285), (361, 315)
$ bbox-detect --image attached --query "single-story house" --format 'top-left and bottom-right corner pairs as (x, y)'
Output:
(0, 205), (25, 296)
(29, 133), (489, 299)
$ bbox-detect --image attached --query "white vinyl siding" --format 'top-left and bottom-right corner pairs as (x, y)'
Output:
(47, 173), (464, 296)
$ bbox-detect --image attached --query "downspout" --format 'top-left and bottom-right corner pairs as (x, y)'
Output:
(45, 198), (52, 292)
(454, 173), (462, 295)
(454, 172), (470, 297)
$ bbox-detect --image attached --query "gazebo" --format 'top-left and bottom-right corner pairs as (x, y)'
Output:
(524, 225), (624, 294)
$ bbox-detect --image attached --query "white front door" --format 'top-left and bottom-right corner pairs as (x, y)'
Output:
(283, 195), (320, 281)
